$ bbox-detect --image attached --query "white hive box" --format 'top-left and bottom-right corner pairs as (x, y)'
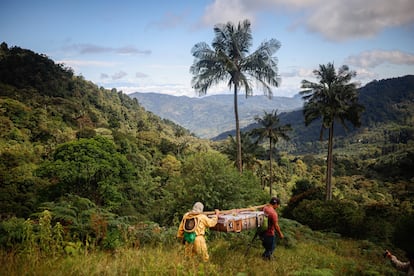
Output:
(209, 211), (266, 233)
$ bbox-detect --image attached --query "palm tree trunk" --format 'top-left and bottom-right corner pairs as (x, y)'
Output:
(234, 85), (242, 173)
(326, 123), (334, 200)
(269, 137), (273, 196)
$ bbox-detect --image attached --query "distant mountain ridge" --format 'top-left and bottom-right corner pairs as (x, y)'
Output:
(131, 75), (414, 152)
(130, 92), (303, 138)
(214, 75), (414, 146)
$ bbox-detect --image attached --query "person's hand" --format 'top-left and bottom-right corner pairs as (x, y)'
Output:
(279, 232), (284, 239)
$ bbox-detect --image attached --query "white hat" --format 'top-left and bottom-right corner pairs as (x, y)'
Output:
(192, 202), (204, 213)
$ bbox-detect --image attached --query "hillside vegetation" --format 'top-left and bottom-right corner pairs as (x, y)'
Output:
(0, 43), (413, 275)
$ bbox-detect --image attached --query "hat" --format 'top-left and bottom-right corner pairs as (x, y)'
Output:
(192, 202), (204, 213)
(269, 197), (281, 205)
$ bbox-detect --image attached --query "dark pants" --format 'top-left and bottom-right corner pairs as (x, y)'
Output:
(261, 234), (276, 260)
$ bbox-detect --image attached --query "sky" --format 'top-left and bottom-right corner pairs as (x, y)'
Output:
(1, 0), (414, 98)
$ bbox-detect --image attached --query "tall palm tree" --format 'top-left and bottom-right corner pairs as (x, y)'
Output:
(300, 63), (364, 200)
(250, 110), (291, 196)
(190, 19), (281, 173)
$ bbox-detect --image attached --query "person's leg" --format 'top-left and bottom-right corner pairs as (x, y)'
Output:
(270, 235), (276, 256)
(261, 235), (275, 260)
(194, 235), (209, 262)
(184, 242), (193, 259)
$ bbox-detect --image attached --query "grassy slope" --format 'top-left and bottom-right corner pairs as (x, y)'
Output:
(1, 219), (400, 275)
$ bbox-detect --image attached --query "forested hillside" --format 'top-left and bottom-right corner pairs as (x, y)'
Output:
(0, 43), (198, 218)
(1, 43), (413, 275)
(0, 42), (270, 224)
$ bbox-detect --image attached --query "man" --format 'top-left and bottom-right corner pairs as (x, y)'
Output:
(385, 250), (414, 275)
(261, 197), (284, 260)
(177, 202), (219, 262)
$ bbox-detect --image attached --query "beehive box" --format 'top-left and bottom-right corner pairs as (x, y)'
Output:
(209, 211), (265, 233)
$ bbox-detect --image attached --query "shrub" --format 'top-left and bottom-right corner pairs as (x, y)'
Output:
(283, 179), (324, 218)
(0, 217), (26, 250)
(292, 199), (365, 238)
(360, 203), (399, 244)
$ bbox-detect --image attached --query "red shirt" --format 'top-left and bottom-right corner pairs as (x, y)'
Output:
(263, 204), (278, 236)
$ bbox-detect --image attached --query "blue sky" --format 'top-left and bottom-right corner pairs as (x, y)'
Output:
(1, 0), (414, 97)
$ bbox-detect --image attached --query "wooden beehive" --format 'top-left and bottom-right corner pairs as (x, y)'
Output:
(209, 211), (265, 233)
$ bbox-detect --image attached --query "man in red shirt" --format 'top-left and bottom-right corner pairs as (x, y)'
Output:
(261, 197), (284, 260)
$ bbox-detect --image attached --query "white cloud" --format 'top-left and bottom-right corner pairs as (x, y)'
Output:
(135, 72), (148, 78)
(112, 71), (128, 80)
(58, 59), (116, 67)
(99, 76), (300, 98)
(115, 83), (195, 97)
(281, 67), (314, 78)
(63, 44), (151, 55)
(99, 78), (231, 97)
(202, 0), (414, 41)
(306, 0), (414, 41)
(201, 0), (256, 26)
(354, 68), (379, 81)
(345, 50), (414, 68)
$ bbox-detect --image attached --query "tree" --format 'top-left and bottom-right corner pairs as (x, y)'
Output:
(222, 132), (266, 170)
(175, 152), (268, 214)
(300, 63), (364, 200)
(36, 136), (134, 209)
(250, 110), (291, 195)
(190, 19), (281, 173)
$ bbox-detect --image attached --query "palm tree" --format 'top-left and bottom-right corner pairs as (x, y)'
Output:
(300, 63), (364, 200)
(223, 132), (266, 170)
(190, 19), (281, 173)
(250, 110), (291, 196)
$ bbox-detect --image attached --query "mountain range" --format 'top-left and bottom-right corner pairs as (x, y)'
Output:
(130, 92), (303, 138)
(130, 75), (414, 143)
(218, 75), (414, 140)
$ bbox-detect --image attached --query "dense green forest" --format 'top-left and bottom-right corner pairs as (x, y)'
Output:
(0, 43), (413, 274)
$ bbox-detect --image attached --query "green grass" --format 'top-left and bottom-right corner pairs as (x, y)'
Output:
(0, 219), (400, 275)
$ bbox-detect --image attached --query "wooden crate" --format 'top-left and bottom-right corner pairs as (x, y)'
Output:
(209, 211), (265, 233)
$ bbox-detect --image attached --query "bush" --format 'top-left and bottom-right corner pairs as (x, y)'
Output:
(283, 179), (324, 219)
(292, 199), (365, 238)
(0, 217), (26, 250)
(360, 203), (399, 244)
(165, 152), (268, 226)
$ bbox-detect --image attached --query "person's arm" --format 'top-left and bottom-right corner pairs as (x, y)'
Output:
(274, 222), (284, 239)
(271, 210), (284, 238)
(206, 209), (220, 227)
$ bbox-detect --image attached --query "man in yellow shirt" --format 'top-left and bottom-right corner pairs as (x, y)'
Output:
(177, 202), (219, 262)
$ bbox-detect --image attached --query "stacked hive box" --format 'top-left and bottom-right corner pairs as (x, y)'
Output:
(209, 211), (266, 233)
